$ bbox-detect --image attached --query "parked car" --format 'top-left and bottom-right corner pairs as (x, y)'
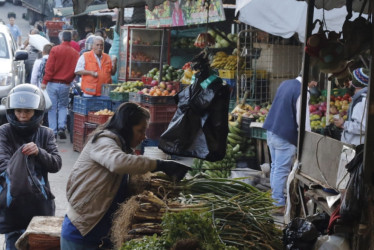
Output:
(0, 22), (28, 124)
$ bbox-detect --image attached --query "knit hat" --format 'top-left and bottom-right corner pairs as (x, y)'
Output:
(351, 68), (369, 88)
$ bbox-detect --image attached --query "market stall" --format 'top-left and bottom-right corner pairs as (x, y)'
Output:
(236, 0), (374, 248)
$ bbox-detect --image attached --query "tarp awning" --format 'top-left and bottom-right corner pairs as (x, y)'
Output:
(235, 0), (368, 42)
(54, 3), (110, 18)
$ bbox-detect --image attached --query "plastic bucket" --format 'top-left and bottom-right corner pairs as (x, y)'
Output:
(143, 146), (168, 160)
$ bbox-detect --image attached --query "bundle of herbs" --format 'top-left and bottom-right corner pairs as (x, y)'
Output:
(112, 173), (282, 249)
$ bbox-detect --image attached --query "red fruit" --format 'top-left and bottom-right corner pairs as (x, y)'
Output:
(151, 80), (158, 86)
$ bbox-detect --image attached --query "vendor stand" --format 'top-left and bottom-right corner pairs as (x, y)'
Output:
(236, 0), (374, 248)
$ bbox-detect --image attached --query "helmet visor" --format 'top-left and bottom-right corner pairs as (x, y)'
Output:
(9, 92), (41, 109)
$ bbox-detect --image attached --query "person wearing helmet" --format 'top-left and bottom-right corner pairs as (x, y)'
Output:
(0, 84), (62, 249)
(75, 35), (117, 97)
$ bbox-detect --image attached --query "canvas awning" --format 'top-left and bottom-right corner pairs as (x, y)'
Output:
(235, 0), (369, 42)
(54, 3), (111, 18)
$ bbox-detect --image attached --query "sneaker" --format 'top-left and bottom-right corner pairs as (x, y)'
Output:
(58, 129), (67, 139)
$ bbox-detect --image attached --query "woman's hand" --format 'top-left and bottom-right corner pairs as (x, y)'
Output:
(22, 142), (39, 156)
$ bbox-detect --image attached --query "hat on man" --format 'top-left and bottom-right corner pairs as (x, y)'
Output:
(7, 12), (16, 19)
(352, 68), (369, 88)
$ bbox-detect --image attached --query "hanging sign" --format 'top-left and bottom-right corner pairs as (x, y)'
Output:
(145, 0), (226, 28)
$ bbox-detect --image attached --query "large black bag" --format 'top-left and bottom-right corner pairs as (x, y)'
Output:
(340, 144), (364, 221)
(0, 147), (55, 233)
(158, 73), (230, 161)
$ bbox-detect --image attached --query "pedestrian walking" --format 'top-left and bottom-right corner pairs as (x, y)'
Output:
(42, 31), (79, 139)
(6, 13), (22, 47)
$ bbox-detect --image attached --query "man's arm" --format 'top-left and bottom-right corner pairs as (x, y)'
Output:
(74, 55), (98, 77)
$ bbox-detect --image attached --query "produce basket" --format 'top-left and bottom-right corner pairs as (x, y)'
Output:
(88, 112), (113, 125)
(140, 103), (177, 123)
(141, 95), (176, 105)
(109, 91), (129, 102)
(112, 101), (125, 111)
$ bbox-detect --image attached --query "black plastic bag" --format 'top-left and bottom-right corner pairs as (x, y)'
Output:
(305, 212), (330, 235)
(283, 218), (320, 250)
(340, 144), (364, 221)
(158, 72), (230, 161)
(324, 123), (342, 141)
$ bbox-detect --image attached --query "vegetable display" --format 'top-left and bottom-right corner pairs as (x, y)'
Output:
(112, 174), (282, 250)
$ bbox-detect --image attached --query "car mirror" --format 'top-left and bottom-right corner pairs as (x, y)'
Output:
(14, 50), (28, 61)
(1, 97), (7, 106)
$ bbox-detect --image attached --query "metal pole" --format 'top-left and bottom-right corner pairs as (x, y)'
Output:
(297, 0), (315, 161)
(360, 5), (374, 248)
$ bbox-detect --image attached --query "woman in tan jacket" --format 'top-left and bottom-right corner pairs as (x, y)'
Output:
(60, 102), (190, 249)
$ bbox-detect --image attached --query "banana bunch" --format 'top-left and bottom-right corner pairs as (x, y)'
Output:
(190, 115), (256, 178)
(210, 52), (228, 69)
(223, 55), (238, 70)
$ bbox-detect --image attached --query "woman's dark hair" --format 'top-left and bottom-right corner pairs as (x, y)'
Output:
(92, 102), (150, 151)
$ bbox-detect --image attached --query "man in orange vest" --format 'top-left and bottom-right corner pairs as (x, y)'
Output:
(75, 36), (117, 96)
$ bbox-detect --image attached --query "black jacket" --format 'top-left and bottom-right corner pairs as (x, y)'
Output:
(0, 124), (62, 233)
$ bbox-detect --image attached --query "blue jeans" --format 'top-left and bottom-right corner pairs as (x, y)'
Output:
(5, 230), (25, 250)
(60, 236), (100, 250)
(46, 82), (70, 134)
(267, 131), (296, 207)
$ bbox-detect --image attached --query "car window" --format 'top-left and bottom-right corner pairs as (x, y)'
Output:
(0, 33), (9, 59)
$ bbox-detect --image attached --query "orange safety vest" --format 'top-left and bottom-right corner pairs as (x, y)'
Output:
(81, 51), (112, 96)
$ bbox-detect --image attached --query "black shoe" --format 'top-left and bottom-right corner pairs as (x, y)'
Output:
(58, 129), (67, 139)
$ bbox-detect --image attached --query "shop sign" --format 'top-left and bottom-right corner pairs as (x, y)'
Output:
(145, 0), (225, 27)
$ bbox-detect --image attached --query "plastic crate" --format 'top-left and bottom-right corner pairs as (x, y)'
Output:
(88, 112), (113, 125)
(142, 76), (154, 85)
(73, 131), (85, 152)
(322, 88), (348, 97)
(250, 127), (267, 140)
(73, 96), (112, 115)
(109, 91), (129, 102)
(129, 92), (142, 103)
(140, 103), (177, 123)
(146, 122), (169, 140)
(45, 21), (64, 30)
(222, 78), (236, 88)
(140, 139), (160, 154)
(85, 122), (98, 137)
(73, 113), (88, 135)
(101, 84), (120, 97)
(141, 95), (176, 105)
(112, 101), (125, 111)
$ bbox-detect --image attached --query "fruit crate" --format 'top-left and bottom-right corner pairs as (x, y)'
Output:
(146, 122), (169, 140)
(73, 96), (112, 115)
(88, 112), (113, 125)
(112, 101), (125, 111)
(73, 113), (88, 135)
(141, 95), (176, 105)
(222, 78), (236, 88)
(101, 84), (120, 97)
(109, 91), (129, 102)
(322, 88), (348, 97)
(250, 127), (267, 140)
(129, 92), (142, 103)
(140, 103), (177, 123)
(142, 76), (153, 85)
(73, 122), (98, 152)
(219, 70), (236, 79)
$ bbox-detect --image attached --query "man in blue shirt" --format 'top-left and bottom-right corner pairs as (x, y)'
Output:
(6, 13), (22, 47)
(263, 75), (317, 215)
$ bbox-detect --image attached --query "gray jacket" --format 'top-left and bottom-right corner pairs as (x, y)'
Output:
(66, 130), (157, 236)
(341, 88), (367, 146)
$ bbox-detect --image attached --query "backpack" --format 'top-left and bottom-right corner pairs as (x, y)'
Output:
(36, 57), (48, 86)
(0, 147), (54, 232)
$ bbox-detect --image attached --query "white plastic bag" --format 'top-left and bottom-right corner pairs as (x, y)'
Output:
(42, 89), (52, 111)
(28, 34), (50, 52)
